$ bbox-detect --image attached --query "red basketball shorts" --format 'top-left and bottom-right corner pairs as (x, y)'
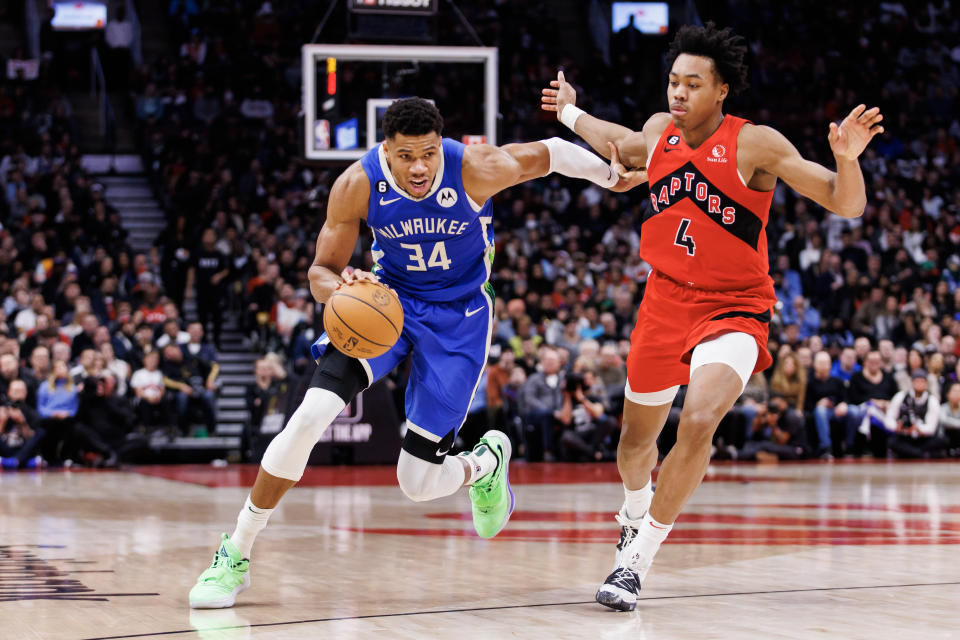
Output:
(626, 270), (774, 394)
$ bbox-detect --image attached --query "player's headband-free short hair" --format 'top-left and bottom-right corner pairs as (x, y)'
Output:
(666, 21), (749, 95)
(382, 98), (444, 139)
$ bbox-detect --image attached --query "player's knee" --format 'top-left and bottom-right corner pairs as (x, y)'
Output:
(396, 451), (439, 502)
(311, 348), (368, 404)
(285, 389), (342, 443)
(677, 408), (720, 444)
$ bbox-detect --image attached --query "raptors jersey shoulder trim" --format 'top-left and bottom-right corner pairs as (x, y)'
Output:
(641, 115), (775, 292)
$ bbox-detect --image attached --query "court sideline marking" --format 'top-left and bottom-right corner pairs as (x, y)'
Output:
(83, 580), (960, 639)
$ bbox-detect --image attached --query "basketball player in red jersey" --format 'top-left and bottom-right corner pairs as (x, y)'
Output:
(541, 23), (883, 611)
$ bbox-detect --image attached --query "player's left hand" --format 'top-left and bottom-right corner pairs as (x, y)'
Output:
(607, 141), (647, 192)
(338, 267), (379, 288)
(541, 70), (577, 117)
(828, 104), (884, 161)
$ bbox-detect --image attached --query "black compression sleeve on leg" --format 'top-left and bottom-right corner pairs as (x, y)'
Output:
(309, 348), (369, 404)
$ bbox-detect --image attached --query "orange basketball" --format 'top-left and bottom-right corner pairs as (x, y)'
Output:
(323, 280), (404, 358)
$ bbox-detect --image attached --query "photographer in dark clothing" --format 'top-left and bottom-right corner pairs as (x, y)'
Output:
(0, 379), (45, 469)
(77, 373), (150, 464)
(557, 361), (618, 462)
(729, 400), (810, 461)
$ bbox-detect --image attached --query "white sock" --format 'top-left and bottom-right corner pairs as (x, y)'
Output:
(627, 512), (673, 581)
(230, 495), (274, 558)
(459, 446), (498, 484)
(622, 479), (653, 522)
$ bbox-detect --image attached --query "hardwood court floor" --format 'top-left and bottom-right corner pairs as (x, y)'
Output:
(2, 460), (959, 639)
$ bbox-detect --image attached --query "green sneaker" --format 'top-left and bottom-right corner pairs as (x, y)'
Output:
(468, 430), (515, 538)
(189, 534), (250, 609)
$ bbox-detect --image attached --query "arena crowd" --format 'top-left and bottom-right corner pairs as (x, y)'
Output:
(1, 0), (959, 466)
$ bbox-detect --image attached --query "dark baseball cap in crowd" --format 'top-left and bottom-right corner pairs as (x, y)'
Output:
(911, 368), (928, 379)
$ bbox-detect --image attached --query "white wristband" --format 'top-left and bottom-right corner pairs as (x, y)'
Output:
(559, 104), (585, 131)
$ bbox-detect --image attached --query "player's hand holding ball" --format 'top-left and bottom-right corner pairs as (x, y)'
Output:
(324, 268), (404, 359)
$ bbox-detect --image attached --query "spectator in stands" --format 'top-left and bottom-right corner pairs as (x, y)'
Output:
(161, 343), (197, 436)
(727, 401), (810, 462)
(485, 350), (514, 434)
(806, 351), (848, 459)
(0, 379), (45, 469)
(26, 345), (50, 386)
(830, 347), (861, 383)
(270, 282), (305, 351)
(557, 362), (616, 461)
(885, 369), (945, 458)
(70, 349), (99, 384)
(846, 351), (900, 457)
(137, 273), (165, 325)
(131, 350), (169, 431)
(939, 382), (960, 457)
(520, 347), (565, 461)
(769, 351), (807, 416)
(156, 318), (189, 349)
(69, 312), (100, 359)
(77, 372), (146, 464)
(244, 357), (292, 461)
(181, 321), (219, 423)
(0, 352), (36, 404)
(189, 228), (229, 349)
(99, 342), (130, 396)
(36, 360), (79, 465)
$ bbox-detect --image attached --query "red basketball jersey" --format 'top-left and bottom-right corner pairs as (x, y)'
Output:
(643, 115), (775, 296)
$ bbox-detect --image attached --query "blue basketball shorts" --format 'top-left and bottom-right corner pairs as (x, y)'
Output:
(311, 286), (493, 442)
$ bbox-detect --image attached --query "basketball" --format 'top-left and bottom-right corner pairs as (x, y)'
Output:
(323, 280), (404, 358)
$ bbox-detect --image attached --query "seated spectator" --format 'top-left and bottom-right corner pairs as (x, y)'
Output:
(77, 372), (146, 464)
(36, 360), (80, 465)
(718, 371), (769, 453)
(25, 345), (51, 387)
(519, 347), (565, 461)
(130, 351), (169, 430)
(769, 351), (807, 416)
(244, 357), (292, 461)
(161, 343), (215, 436)
(0, 379), (45, 469)
(270, 283), (305, 351)
(485, 350), (514, 433)
(884, 369), (946, 459)
(70, 348), (99, 383)
(830, 347), (861, 382)
(0, 352), (37, 405)
(846, 351), (900, 457)
(805, 351), (847, 459)
(727, 401), (810, 462)
(99, 342), (130, 396)
(939, 382), (960, 457)
(155, 318), (190, 349)
(182, 321), (219, 411)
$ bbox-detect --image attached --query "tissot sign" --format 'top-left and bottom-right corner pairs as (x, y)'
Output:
(349, 0), (438, 15)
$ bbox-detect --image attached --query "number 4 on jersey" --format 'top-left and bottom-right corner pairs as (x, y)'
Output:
(674, 218), (696, 256)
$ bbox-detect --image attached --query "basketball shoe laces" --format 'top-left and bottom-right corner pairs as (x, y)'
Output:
(199, 547), (247, 585)
(606, 567), (641, 593)
(614, 512), (639, 557)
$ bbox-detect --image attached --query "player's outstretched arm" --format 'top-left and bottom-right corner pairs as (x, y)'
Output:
(462, 139), (643, 204)
(752, 104), (884, 218)
(540, 70), (648, 168)
(307, 162), (368, 304)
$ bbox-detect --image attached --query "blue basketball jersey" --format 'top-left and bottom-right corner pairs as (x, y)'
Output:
(360, 138), (494, 302)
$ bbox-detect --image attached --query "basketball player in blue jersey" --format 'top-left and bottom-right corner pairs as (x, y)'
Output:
(189, 97), (643, 608)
